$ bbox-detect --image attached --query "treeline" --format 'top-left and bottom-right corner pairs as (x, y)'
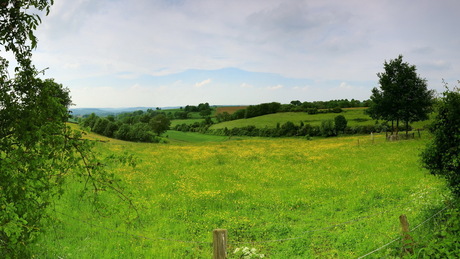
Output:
(215, 99), (369, 122)
(209, 122), (406, 138)
(80, 109), (170, 142)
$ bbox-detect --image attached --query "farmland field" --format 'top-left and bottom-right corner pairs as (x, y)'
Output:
(33, 129), (449, 258)
(210, 109), (381, 130)
(216, 106), (248, 114)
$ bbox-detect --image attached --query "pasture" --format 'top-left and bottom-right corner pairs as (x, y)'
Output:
(210, 109), (378, 130)
(33, 130), (448, 258)
(216, 106), (248, 114)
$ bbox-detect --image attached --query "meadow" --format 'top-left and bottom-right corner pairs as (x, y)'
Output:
(210, 108), (384, 130)
(33, 129), (449, 258)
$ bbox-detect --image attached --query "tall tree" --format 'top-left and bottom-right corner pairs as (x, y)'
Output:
(1, 1), (130, 256)
(367, 55), (435, 134)
(150, 114), (171, 136)
(334, 115), (348, 134)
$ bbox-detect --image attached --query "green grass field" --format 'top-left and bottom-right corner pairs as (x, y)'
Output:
(33, 128), (449, 258)
(209, 108), (393, 130)
(171, 107), (434, 132)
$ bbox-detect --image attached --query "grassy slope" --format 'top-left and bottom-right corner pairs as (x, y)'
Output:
(210, 108), (373, 130)
(209, 108), (434, 130)
(170, 107), (433, 132)
(165, 130), (232, 143)
(34, 127), (448, 258)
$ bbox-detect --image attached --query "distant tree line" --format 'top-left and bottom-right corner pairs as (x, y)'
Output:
(207, 120), (404, 138)
(178, 102), (212, 118)
(215, 99), (369, 123)
(80, 109), (170, 142)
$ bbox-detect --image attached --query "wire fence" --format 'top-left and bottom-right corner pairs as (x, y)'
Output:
(51, 202), (452, 258)
(357, 205), (449, 258)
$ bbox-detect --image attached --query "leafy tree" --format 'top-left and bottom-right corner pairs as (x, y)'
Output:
(1, 1), (130, 256)
(115, 124), (132, 140)
(334, 115), (348, 134)
(103, 121), (118, 138)
(216, 111), (231, 122)
(129, 122), (154, 142)
(320, 120), (337, 137)
(93, 117), (110, 135)
(421, 83), (460, 196)
(150, 114), (171, 136)
(199, 108), (212, 118)
(290, 100), (302, 106)
(279, 121), (298, 136)
(82, 112), (98, 129)
(367, 55), (435, 134)
(197, 102), (210, 111)
(174, 110), (189, 119)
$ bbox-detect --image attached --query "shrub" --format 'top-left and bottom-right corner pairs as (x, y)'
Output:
(334, 115), (347, 134)
(320, 120), (337, 137)
(422, 86), (460, 196)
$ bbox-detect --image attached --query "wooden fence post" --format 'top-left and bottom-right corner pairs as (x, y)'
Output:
(213, 229), (227, 259)
(399, 214), (414, 255)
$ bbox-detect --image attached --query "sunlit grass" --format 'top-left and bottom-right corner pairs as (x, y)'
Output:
(34, 129), (448, 258)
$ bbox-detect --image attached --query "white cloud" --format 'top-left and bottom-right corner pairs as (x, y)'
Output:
(25, 0), (460, 107)
(339, 82), (353, 90)
(240, 82), (253, 88)
(267, 85), (284, 90)
(195, 79), (212, 88)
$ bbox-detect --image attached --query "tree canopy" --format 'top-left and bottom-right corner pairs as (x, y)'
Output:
(367, 55), (435, 134)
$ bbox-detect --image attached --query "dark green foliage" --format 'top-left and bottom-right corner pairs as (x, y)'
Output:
(422, 85), (460, 196)
(279, 121), (298, 136)
(244, 102), (281, 118)
(306, 108), (318, 114)
(81, 110), (170, 142)
(199, 109), (211, 117)
(320, 120), (337, 137)
(150, 114), (171, 136)
(216, 111), (232, 122)
(290, 100), (302, 106)
(414, 205), (460, 257)
(174, 110), (189, 119)
(367, 55), (435, 134)
(334, 115), (348, 134)
(332, 107), (343, 113)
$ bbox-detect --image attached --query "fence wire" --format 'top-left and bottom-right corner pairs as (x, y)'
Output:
(357, 205), (450, 258)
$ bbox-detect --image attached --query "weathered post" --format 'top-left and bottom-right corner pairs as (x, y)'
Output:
(399, 214), (414, 255)
(213, 229), (227, 259)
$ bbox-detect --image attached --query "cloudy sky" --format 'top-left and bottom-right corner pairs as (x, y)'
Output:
(31, 0), (460, 108)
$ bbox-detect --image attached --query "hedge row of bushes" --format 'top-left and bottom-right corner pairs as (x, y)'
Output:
(173, 119), (412, 138)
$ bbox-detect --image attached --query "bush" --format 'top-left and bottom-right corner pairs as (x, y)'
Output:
(422, 86), (460, 196)
(321, 120), (337, 137)
(334, 115), (347, 133)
